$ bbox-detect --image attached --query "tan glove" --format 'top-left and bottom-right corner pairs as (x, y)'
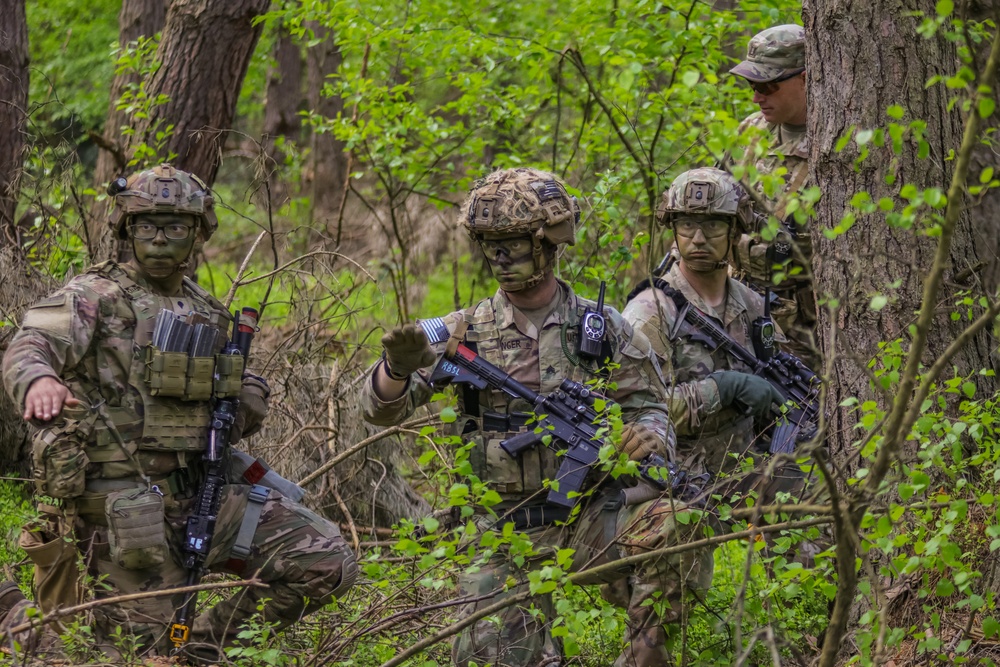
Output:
(381, 323), (436, 380)
(232, 374), (270, 443)
(617, 424), (662, 462)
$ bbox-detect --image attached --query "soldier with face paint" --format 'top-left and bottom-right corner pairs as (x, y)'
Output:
(363, 167), (712, 667)
(623, 168), (812, 529)
(1, 165), (357, 663)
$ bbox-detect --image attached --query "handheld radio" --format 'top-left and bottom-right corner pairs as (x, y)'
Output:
(751, 286), (775, 362)
(578, 281), (608, 360)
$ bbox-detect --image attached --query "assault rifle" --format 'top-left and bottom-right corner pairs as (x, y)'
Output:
(660, 283), (820, 455)
(170, 307), (258, 649)
(429, 342), (680, 508)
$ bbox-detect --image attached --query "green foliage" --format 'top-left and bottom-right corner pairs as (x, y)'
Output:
(26, 0), (119, 132)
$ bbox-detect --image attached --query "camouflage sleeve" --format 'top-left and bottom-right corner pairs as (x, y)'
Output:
(360, 311), (464, 426)
(620, 290), (721, 437)
(2, 278), (102, 411)
(603, 310), (674, 460)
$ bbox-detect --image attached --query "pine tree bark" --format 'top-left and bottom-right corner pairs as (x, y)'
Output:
(803, 1), (998, 466)
(0, 0), (29, 248)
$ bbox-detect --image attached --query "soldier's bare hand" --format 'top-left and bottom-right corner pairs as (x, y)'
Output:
(23, 376), (82, 422)
(381, 323), (436, 380)
(618, 424), (662, 462)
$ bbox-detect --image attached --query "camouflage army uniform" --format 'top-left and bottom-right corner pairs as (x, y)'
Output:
(622, 264), (806, 514)
(363, 283), (712, 667)
(728, 24), (819, 371)
(2, 261), (356, 659)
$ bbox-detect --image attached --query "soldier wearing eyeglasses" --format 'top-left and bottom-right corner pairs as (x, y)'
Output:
(1, 164), (356, 662)
(728, 24), (819, 373)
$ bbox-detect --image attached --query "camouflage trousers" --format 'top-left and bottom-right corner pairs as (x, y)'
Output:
(452, 489), (713, 667)
(1, 483), (356, 662)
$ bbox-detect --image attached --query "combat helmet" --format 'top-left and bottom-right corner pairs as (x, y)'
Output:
(460, 167), (580, 290)
(656, 167), (753, 232)
(108, 164), (218, 241)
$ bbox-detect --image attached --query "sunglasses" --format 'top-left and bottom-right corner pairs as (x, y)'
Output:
(748, 68), (805, 96)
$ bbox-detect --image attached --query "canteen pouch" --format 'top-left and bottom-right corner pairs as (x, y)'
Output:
(184, 356), (215, 401)
(145, 345), (189, 398)
(214, 353), (244, 398)
(32, 410), (93, 499)
(20, 513), (84, 617)
(105, 487), (168, 570)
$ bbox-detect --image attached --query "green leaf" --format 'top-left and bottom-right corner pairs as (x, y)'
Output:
(887, 105), (905, 119)
(422, 517), (440, 534)
(981, 167), (995, 184)
(870, 295), (888, 311)
(681, 70), (700, 88)
(440, 406), (457, 423)
(962, 381), (976, 398)
(935, 0), (954, 15)
(983, 617), (1000, 639)
(856, 129), (874, 146)
(980, 97), (996, 118)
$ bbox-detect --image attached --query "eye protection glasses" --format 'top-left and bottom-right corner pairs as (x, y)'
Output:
(748, 68), (805, 96)
(130, 222), (194, 241)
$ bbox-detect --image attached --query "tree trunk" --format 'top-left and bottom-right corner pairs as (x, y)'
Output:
(0, 0), (29, 248)
(804, 0), (997, 466)
(91, 0), (271, 261)
(260, 27), (303, 211)
(92, 0), (169, 191)
(304, 22), (349, 243)
(0, 0), (36, 473)
(89, 0), (169, 260)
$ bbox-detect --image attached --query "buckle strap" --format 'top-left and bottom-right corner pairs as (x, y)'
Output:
(602, 494), (625, 562)
(499, 505), (572, 530)
(225, 484), (270, 573)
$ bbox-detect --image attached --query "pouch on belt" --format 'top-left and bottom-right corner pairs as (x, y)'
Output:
(105, 487), (169, 570)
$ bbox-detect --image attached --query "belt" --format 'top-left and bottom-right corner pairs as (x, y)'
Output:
(482, 411), (533, 433)
(498, 505), (572, 530)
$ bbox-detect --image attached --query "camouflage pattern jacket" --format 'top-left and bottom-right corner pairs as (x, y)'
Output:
(3, 261), (266, 483)
(362, 281), (673, 508)
(730, 112), (818, 369)
(622, 264), (783, 478)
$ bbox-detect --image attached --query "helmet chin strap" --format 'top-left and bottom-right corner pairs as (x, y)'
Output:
(495, 236), (552, 293)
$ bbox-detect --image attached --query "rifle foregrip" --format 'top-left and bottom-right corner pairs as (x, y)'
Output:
(548, 458), (591, 508)
(500, 430), (543, 457)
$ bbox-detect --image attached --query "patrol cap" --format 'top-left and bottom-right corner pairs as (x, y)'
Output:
(730, 24), (805, 83)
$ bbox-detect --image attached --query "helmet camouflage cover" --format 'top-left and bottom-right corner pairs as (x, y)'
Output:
(656, 167), (752, 231)
(459, 167), (579, 246)
(109, 164), (218, 240)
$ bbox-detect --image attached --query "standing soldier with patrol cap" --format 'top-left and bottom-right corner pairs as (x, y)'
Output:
(623, 168), (809, 523)
(363, 167), (712, 667)
(1, 164), (357, 662)
(727, 24), (820, 372)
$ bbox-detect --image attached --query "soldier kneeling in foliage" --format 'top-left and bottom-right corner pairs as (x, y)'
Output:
(1, 165), (357, 663)
(363, 167), (712, 667)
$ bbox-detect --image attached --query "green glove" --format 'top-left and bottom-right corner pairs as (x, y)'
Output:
(709, 370), (784, 417)
(381, 323), (436, 380)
